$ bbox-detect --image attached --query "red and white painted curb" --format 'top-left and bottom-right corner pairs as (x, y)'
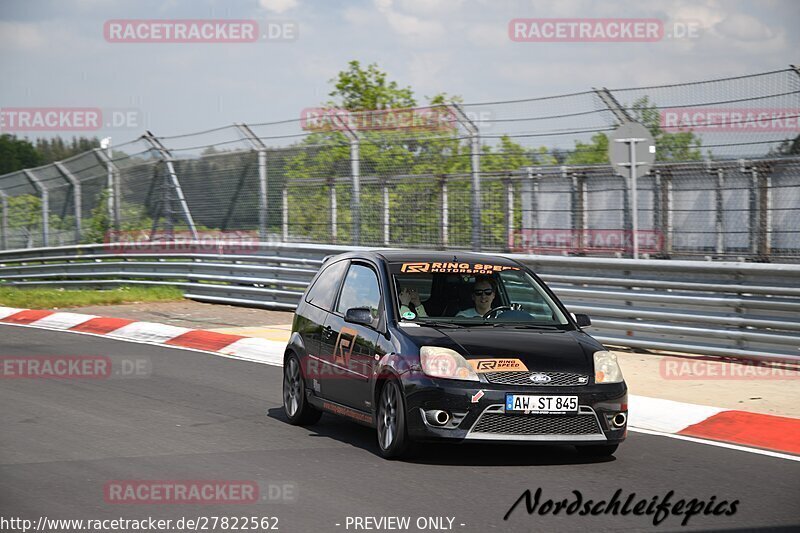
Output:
(0, 307), (285, 366)
(2, 306), (798, 459)
(627, 395), (800, 458)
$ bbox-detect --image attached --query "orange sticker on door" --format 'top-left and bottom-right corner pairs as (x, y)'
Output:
(469, 358), (529, 372)
(333, 326), (358, 367)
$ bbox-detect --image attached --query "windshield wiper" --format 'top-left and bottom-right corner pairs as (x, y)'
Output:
(413, 320), (466, 329)
(495, 323), (561, 330)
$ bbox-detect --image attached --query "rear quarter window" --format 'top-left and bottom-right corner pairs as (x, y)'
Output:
(305, 259), (348, 311)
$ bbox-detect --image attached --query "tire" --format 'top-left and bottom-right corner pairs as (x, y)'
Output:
(283, 353), (322, 426)
(576, 444), (619, 457)
(376, 379), (413, 459)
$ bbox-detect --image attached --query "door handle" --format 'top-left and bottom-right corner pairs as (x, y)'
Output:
(322, 326), (333, 339)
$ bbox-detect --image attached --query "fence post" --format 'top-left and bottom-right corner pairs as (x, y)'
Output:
(94, 146), (120, 231)
(758, 165), (772, 259)
(332, 117), (360, 245)
(236, 123), (268, 240)
(571, 172), (586, 254)
(142, 131), (198, 239)
(440, 176), (449, 249)
(594, 87), (634, 123)
(23, 169), (48, 247)
(329, 177), (337, 243)
(450, 104), (481, 251)
(505, 176), (515, 252)
(282, 183), (289, 242)
(715, 166), (725, 256)
(54, 162), (82, 243)
(663, 170), (674, 256)
(746, 162), (758, 256)
(521, 168), (534, 233)
(0, 191), (7, 250)
(383, 177), (390, 246)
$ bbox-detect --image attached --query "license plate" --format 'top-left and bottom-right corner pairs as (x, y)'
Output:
(505, 394), (578, 414)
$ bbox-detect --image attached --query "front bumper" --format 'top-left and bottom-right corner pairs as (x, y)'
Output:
(402, 374), (627, 445)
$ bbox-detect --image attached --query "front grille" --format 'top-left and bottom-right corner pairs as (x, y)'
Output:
(484, 371), (589, 387)
(471, 412), (602, 435)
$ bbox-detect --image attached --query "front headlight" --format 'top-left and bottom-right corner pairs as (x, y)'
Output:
(420, 346), (479, 382)
(594, 350), (624, 384)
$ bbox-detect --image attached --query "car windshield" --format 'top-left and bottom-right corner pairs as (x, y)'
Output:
(389, 261), (570, 327)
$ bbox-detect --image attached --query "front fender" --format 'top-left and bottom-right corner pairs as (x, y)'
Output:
(371, 352), (415, 409)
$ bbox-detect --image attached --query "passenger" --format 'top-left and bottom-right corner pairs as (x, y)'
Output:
(456, 276), (496, 317)
(399, 287), (428, 318)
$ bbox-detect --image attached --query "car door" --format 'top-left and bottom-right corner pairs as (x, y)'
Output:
(296, 259), (349, 393)
(319, 261), (383, 411)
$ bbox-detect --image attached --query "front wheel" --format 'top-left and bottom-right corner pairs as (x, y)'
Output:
(283, 353), (322, 425)
(376, 379), (413, 459)
(576, 444), (619, 457)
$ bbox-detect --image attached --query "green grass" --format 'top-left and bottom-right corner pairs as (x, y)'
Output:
(0, 285), (185, 309)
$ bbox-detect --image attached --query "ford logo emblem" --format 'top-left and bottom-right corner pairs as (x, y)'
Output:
(529, 373), (552, 383)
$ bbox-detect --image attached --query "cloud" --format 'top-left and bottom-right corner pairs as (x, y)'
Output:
(407, 51), (452, 96)
(373, 0), (445, 43)
(468, 23), (510, 48)
(0, 21), (46, 49)
(397, 0), (465, 15)
(343, 6), (375, 26)
(259, 0), (299, 14)
(714, 13), (778, 41)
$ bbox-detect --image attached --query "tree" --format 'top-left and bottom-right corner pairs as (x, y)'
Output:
(284, 61), (558, 247)
(630, 96), (702, 161)
(562, 96), (703, 165)
(5, 194), (43, 247)
(0, 135), (42, 174)
(565, 133), (610, 165)
(328, 61), (416, 111)
(35, 136), (100, 165)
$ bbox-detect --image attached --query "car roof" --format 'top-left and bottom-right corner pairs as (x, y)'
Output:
(325, 249), (523, 267)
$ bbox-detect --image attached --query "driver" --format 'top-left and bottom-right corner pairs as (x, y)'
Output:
(456, 276), (496, 317)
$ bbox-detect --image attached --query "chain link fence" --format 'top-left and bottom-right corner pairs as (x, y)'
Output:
(1, 68), (798, 261)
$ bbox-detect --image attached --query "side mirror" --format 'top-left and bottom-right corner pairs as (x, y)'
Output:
(572, 313), (591, 327)
(345, 307), (375, 327)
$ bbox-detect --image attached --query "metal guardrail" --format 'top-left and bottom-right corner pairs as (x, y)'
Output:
(1, 242), (799, 362)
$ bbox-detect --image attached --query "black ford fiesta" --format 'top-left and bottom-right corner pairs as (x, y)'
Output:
(282, 250), (627, 459)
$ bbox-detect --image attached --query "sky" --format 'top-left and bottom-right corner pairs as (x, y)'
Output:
(0, 0), (798, 144)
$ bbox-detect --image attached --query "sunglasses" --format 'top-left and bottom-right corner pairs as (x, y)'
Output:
(473, 289), (494, 296)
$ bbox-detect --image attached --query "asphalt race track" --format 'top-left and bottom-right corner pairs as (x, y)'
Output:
(1, 325), (798, 532)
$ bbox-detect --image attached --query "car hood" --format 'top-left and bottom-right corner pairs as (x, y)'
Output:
(402, 325), (600, 374)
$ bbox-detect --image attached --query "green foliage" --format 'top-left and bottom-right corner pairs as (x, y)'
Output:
(0, 135), (100, 175)
(80, 189), (155, 244)
(329, 60), (416, 110)
(769, 135), (800, 156)
(0, 285), (183, 309)
(35, 136), (100, 164)
(630, 96), (702, 161)
(284, 61), (558, 246)
(562, 97), (703, 165)
(0, 135), (42, 174)
(565, 133), (610, 164)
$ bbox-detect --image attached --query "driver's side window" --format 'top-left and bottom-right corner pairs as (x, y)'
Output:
(336, 263), (382, 320)
(498, 271), (550, 317)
